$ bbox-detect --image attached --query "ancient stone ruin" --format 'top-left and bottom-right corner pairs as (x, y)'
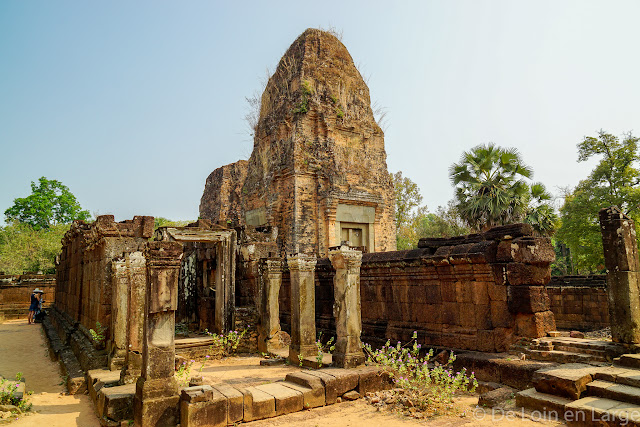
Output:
(29, 28), (640, 427)
(200, 28), (396, 257)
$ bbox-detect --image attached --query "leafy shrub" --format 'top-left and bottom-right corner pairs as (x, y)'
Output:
(363, 331), (477, 417)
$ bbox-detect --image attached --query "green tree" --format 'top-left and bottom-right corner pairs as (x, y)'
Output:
(524, 183), (558, 236)
(557, 131), (640, 273)
(449, 143), (533, 231)
(416, 201), (472, 238)
(154, 217), (192, 230)
(392, 171), (427, 249)
(5, 177), (90, 229)
(0, 222), (69, 274)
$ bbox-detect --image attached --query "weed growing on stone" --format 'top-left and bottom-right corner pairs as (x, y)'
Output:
(176, 360), (194, 386)
(89, 321), (106, 346)
(315, 333), (335, 368)
(0, 373), (32, 413)
(204, 329), (247, 358)
(363, 331), (477, 418)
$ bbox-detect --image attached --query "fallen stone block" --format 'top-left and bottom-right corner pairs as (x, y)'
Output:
(96, 383), (135, 422)
(532, 363), (594, 400)
(304, 370), (340, 404)
(355, 366), (394, 395)
(319, 368), (359, 396)
(478, 386), (515, 408)
(342, 390), (360, 401)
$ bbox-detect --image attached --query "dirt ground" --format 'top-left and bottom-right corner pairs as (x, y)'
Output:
(0, 318), (566, 426)
(0, 319), (99, 426)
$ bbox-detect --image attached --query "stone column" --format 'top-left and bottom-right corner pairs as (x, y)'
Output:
(121, 251), (146, 384)
(133, 242), (182, 427)
(599, 206), (640, 343)
(287, 254), (317, 364)
(109, 257), (128, 370)
(257, 258), (284, 353)
(329, 246), (365, 368)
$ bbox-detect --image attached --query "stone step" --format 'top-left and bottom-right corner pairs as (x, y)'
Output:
(553, 344), (609, 358)
(616, 354), (640, 370)
(532, 363), (595, 400)
(527, 349), (607, 364)
(564, 396), (640, 426)
(516, 387), (571, 414)
(587, 380), (640, 406)
(95, 383), (135, 423)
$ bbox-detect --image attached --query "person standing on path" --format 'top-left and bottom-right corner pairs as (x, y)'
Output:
(28, 288), (43, 324)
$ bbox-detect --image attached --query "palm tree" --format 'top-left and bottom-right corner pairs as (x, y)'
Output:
(524, 182), (558, 236)
(449, 143), (532, 231)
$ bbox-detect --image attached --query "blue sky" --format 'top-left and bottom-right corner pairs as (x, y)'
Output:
(1, 1), (639, 224)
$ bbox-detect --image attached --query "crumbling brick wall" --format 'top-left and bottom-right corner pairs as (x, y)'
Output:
(279, 224), (556, 353)
(0, 274), (55, 320)
(547, 275), (609, 331)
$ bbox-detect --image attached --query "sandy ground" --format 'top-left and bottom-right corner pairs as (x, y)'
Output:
(0, 318), (566, 426)
(0, 318), (99, 426)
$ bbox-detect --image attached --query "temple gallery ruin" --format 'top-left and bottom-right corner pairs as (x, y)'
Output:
(4, 28), (640, 426)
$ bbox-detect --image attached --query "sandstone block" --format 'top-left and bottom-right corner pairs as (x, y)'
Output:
(532, 363), (594, 400)
(516, 311), (556, 338)
(180, 389), (227, 427)
(496, 238), (555, 264)
(239, 386), (275, 422)
(214, 384), (244, 424)
(279, 380), (325, 409)
(304, 370), (340, 404)
(355, 366), (394, 395)
(506, 263), (551, 286)
(255, 383), (303, 416)
(320, 368), (359, 396)
(478, 386), (515, 408)
(508, 286), (551, 313)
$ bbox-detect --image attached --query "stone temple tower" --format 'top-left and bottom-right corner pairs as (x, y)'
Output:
(200, 28), (396, 257)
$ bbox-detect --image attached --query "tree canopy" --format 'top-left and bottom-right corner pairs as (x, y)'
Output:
(4, 177), (90, 229)
(0, 222), (69, 274)
(449, 143), (556, 235)
(557, 131), (640, 273)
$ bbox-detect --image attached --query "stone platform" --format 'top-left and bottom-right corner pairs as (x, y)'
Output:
(86, 362), (392, 426)
(517, 355), (640, 426)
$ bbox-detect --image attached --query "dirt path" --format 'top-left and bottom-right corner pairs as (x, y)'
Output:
(0, 318), (99, 426)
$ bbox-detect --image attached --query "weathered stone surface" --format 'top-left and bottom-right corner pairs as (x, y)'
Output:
(214, 384), (244, 424)
(478, 386), (515, 408)
(516, 311), (556, 338)
(496, 238), (555, 265)
(279, 380), (325, 409)
(508, 286), (551, 314)
(97, 384), (135, 421)
(287, 254), (317, 364)
(239, 386), (276, 422)
(564, 396), (640, 427)
(304, 370), (340, 404)
(200, 29), (396, 256)
(180, 388), (227, 427)
(329, 247), (365, 368)
(355, 366), (394, 395)
(199, 160), (248, 225)
(255, 382), (303, 416)
(321, 368), (359, 396)
(532, 363), (594, 400)
(342, 390), (360, 401)
(257, 258), (285, 354)
(506, 263), (551, 286)
(515, 387), (570, 414)
(600, 206), (640, 344)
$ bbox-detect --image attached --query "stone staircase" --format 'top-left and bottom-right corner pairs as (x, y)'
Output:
(511, 336), (627, 365)
(517, 355), (640, 426)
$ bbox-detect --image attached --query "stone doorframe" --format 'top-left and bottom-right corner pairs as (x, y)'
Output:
(155, 224), (237, 334)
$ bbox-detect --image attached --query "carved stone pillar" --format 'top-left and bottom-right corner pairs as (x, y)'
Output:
(287, 254), (317, 364)
(599, 206), (640, 343)
(329, 246), (365, 368)
(133, 242), (182, 427)
(257, 258), (284, 353)
(109, 258), (128, 370)
(121, 251), (146, 384)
